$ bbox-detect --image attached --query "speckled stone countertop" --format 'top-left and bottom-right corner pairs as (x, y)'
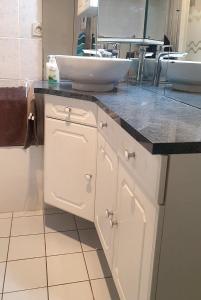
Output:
(34, 81), (201, 155)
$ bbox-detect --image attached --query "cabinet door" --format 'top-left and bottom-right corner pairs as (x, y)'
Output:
(44, 118), (97, 221)
(95, 133), (118, 268)
(113, 162), (158, 300)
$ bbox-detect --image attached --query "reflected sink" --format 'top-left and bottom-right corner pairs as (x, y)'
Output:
(55, 55), (132, 92)
(167, 60), (201, 93)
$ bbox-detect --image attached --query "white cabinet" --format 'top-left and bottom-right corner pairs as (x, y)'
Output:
(95, 133), (118, 268)
(112, 162), (158, 300)
(44, 117), (97, 221)
(78, 0), (98, 16)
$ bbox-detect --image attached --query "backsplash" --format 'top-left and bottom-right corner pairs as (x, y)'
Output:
(0, 0), (42, 87)
(186, 0), (201, 61)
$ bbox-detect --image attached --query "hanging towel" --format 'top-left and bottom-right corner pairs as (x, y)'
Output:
(0, 87), (27, 147)
(24, 86), (44, 149)
(76, 32), (86, 56)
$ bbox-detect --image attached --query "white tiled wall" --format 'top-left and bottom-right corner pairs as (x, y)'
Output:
(0, 0), (42, 85)
(0, 0), (43, 213)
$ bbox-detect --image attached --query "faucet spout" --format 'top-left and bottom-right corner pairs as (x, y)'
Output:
(152, 52), (188, 86)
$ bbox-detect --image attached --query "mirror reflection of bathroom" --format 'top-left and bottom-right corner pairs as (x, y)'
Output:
(145, 0), (201, 92)
(75, 0), (201, 92)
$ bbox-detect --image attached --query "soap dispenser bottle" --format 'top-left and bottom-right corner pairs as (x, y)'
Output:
(46, 55), (60, 83)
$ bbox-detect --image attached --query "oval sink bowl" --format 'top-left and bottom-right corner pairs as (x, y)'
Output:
(55, 55), (131, 92)
(167, 60), (201, 93)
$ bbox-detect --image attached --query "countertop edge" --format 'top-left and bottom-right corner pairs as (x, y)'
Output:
(34, 86), (201, 156)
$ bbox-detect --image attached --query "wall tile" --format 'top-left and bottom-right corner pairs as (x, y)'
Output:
(20, 38), (42, 80)
(0, 0), (19, 38)
(0, 39), (20, 79)
(19, 0), (42, 38)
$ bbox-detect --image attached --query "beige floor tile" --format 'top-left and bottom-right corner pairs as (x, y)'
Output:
(49, 281), (93, 300)
(11, 216), (44, 236)
(47, 253), (88, 286)
(84, 250), (111, 280)
(91, 278), (120, 300)
(8, 234), (45, 261)
(0, 262), (6, 293)
(4, 257), (47, 292)
(45, 213), (76, 233)
(3, 288), (48, 300)
(0, 213), (12, 219)
(79, 229), (102, 251)
(13, 210), (43, 218)
(0, 219), (12, 238)
(45, 231), (81, 256)
(0, 238), (9, 262)
(75, 216), (95, 230)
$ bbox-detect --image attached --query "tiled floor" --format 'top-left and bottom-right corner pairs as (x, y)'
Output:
(0, 206), (120, 300)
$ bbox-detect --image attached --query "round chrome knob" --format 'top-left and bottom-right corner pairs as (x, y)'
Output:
(85, 174), (92, 181)
(124, 150), (136, 161)
(109, 219), (118, 228)
(99, 122), (107, 129)
(64, 106), (72, 114)
(105, 209), (114, 218)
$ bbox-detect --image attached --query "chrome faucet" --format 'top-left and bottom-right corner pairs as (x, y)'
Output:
(152, 51), (188, 86)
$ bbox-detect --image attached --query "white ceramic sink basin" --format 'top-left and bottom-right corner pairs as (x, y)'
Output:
(55, 55), (132, 92)
(167, 60), (201, 93)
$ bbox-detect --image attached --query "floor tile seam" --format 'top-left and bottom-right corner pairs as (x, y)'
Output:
(1, 214), (14, 299)
(8, 228), (78, 238)
(2, 279), (92, 294)
(42, 213), (50, 300)
(3, 249), (101, 264)
(12, 211), (68, 219)
(75, 220), (95, 300)
(3, 284), (47, 295)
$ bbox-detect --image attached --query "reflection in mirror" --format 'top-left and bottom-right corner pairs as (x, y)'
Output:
(98, 0), (146, 38)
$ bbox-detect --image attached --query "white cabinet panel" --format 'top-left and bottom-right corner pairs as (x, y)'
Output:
(95, 133), (118, 268)
(113, 162), (158, 300)
(44, 118), (97, 221)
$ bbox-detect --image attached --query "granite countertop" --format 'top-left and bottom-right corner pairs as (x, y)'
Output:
(34, 81), (201, 155)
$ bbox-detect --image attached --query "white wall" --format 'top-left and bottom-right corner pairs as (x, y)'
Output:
(146, 0), (169, 41)
(186, 0), (201, 61)
(43, 0), (75, 62)
(0, 147), (44, 213)
(98, 0), (146, 38)
(0, 0), (43, 212)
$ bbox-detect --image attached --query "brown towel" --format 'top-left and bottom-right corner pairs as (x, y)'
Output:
(0, 87), (27, 147)
(24, 87), (44, 149)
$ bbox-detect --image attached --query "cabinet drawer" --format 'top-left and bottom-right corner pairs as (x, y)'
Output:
(45, 95), (97, 127)
(98, 107), (167, 205)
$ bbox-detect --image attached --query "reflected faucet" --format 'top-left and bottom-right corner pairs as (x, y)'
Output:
(152, 51), (188, 86)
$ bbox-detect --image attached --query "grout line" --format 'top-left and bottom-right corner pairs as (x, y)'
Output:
(75, 218), (95, 300)
(42, 213), (49, 300)
(1, 248), (102, 265)
(9, 228), (77, 238)
(1, 213), (13, 299)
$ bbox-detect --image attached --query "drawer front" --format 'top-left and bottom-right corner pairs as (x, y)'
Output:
(98, 107), (167, 205)
(45, 95), (97, 127)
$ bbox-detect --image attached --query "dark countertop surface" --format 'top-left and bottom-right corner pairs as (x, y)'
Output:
(34, 81), (201, 155)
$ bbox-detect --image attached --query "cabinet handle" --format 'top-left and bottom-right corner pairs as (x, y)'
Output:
(109, 219), (118, 228)
(124, 149), (136, 161)
(99, 122), (107, 129)
(64, 106), (72, 114)
(105, 209), (114, 218)
(85, 174), (92, 181)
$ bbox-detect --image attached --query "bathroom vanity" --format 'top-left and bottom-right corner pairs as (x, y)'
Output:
(35, 82), (201, 300)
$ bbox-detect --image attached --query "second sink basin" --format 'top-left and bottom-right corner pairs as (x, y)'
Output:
(55, 55), (132, 92)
